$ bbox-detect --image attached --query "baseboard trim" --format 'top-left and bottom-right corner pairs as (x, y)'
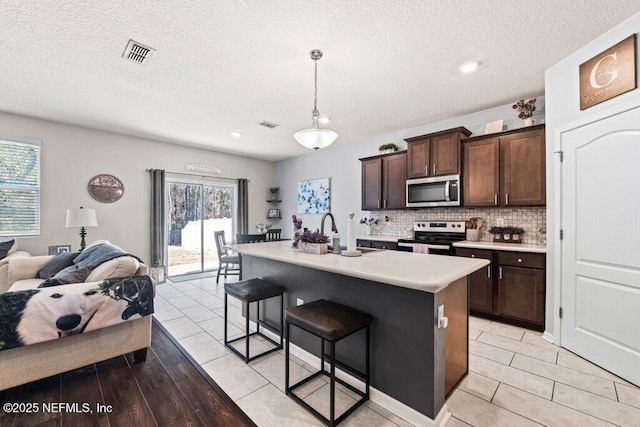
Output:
(542, 331), (555, 345)
(250, 319), (446, 427)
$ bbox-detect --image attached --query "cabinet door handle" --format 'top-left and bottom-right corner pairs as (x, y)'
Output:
(384, 199), (388, 208)
(433, 164), (437, 175)
(426, 166), (429, 175)
(494, 194), (498, 206)
(471, 254), (475, 258)
(487, 265), (491, 278)
(499, 267), (503, 279)
(377, 200), (381, 209)
(517, 258), (522, 263)
(505, 193), (509, 205)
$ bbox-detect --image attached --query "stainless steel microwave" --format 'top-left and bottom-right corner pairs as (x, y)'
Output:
(406, 174), (461, 208)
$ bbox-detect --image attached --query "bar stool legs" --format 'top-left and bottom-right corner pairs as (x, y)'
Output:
(285, 323), (371, 427)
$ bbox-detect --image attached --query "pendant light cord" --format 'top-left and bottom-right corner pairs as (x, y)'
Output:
(313, 58), (318, 111)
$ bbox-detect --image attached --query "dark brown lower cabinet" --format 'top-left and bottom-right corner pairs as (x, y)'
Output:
(455, 248), (493, 314)
(356, 239), (398, 250)
(497, 265), (545, 325)
(456, 248), (546, 331)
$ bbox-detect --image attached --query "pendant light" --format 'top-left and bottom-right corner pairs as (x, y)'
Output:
(294, 49), (337, 151)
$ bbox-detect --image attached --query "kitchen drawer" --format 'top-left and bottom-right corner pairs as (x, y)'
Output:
(371, 240), (397, 250)
(498, 251), (545, 269)
(356, 239), (373, 248)
(455, 248), (493, 260)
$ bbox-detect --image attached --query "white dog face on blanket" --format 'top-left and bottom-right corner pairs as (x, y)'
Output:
(17, 284), (106, 345)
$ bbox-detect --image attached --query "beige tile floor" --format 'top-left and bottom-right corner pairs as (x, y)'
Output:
(155, 275), (640, 426)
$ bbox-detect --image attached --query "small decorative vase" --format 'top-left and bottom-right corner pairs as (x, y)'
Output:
(512, 234), (521, 241)
(503, 233), (512, 240)
(523, 117), (534, 127)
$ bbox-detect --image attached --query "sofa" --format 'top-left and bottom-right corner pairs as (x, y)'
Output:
(0, 243), (155, 391)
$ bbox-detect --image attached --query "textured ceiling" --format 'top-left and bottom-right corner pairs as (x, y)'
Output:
(0, 1), (638, 161)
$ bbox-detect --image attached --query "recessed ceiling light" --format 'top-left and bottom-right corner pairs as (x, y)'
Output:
(318, 117), (331, 124)
(231, 132), (242, 137)
(458, 61), (480, 73)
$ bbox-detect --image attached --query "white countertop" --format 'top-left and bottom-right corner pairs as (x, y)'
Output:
(232, 241), (489, 293)
(453, 241), (547, 253)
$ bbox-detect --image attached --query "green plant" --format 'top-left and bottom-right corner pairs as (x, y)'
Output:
(488, 226), (504, 235)
(378, 143), (398, 152)
(512, 227), (525, 235)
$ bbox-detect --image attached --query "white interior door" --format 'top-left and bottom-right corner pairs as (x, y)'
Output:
(561, 104), (640, 385)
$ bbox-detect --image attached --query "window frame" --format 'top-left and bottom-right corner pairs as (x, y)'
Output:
(0, 136), (41, 237)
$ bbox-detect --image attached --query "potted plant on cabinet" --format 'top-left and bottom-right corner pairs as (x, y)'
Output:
(512, 98), (536, 127)
(298, 229), (329, 254)
(378, 143), (399, 155)
(511, 227), (525, 241)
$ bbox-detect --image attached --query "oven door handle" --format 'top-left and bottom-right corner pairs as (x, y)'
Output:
(426, 244), (451, 250)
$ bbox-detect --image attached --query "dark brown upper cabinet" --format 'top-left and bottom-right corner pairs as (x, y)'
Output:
(405, 127), (471, 179)
(463, 125), (546, 207)
(360, 151), (407, 210)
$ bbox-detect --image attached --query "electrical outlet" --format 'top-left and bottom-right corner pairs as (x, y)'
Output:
(296, 298), (304, 306)
(496, 217), (505, 226)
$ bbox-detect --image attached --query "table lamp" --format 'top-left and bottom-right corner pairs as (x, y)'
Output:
(66, 207), (98, 251)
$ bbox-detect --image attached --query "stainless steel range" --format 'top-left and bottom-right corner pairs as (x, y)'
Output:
(397, 221), (466, 255)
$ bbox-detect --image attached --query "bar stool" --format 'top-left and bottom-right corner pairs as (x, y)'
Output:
(224, 278), (285, 363)
(285, 299), (372, 426)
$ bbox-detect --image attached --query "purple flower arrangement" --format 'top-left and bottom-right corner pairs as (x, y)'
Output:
(299, 229), (329, 244)
(512, 98), (536, 119)
(292, 215), (303, 248)
(359, 217), (379, 226)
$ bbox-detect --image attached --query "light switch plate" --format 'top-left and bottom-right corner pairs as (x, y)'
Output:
(296, 298), (304, 306)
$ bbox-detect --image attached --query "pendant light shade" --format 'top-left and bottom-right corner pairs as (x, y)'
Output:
(294, 50), (337, 151)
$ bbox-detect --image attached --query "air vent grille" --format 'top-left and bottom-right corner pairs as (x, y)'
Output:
(259, 121), (279, 129)
(122, 40), (155, 65)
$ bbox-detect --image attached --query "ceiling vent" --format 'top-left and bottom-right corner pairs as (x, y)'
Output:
(122, 40), (155, 64)
(259, 120), (279, 129)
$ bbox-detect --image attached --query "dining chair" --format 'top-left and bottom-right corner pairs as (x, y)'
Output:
(235, 233), (267, 244)
(266, 228), (282, 241)
(214, 230), (240, 284)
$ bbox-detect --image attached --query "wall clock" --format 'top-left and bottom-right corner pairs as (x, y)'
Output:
(88, 174), (124, 203)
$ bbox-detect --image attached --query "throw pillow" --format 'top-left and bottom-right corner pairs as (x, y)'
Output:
(0, 239), (15, 261)
(38, 266), (91, 288)
(74, 242), (126, 268)
(36, 251), (80, 279)
(85, 256), (139, 282)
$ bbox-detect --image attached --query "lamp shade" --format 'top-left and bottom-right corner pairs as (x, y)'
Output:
(294, 128), (338, 151)
(66, 208), (98, 228)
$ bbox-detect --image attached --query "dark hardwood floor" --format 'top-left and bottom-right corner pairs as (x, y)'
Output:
(0, 319), (256, 427)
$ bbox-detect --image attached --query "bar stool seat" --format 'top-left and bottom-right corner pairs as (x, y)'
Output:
(286, 299), (372, 341)
(224, 278), (285, 363)
(285, 299), (372, 426)
(225, 278), (284, 303)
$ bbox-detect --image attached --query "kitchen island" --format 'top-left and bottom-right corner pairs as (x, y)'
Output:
(233, 241), (488, 425)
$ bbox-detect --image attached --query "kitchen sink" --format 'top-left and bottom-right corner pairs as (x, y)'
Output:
(328, 245), (384, 254)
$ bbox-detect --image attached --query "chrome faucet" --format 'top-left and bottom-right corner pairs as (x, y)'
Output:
(320, 212), (338, 236)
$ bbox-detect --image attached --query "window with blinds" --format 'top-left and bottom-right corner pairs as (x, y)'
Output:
(0, 138), (41, 236)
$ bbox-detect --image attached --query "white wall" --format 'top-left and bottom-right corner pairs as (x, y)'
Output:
(275, 99), (545, 238)
(544, 12), (640, 342)
(0, 111), (276, 262)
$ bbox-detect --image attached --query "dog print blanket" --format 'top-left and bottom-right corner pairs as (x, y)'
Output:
(0, 276), (154, 351)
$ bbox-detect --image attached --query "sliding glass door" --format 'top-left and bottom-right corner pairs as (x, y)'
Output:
(166, 176), (236, 277)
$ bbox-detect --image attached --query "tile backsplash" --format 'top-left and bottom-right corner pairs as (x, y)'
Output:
(366, 207), (546, 244)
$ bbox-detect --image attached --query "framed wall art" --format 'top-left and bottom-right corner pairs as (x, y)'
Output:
(580, 34), (636, 110)
(297, 177), (330, 214)
(48, 244), (72, 255)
